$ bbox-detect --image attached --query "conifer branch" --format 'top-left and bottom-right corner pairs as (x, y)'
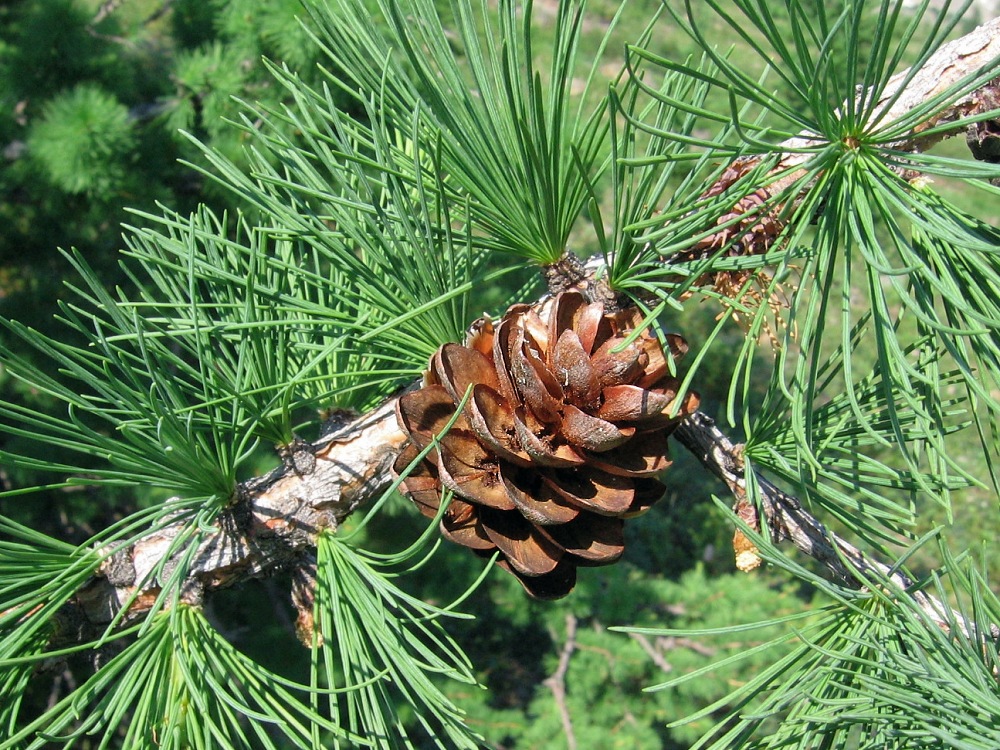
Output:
(730, 16), (1000, 196)
(72, 399), (997, 648)
(69, 400), (408, 635)
(672, 412), (1000, 642)
(52, 13), (1000, 650)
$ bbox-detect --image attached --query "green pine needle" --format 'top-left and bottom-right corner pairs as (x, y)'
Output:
(311, 532), (483, 750)
(0, 605), (365, 750)
(299, 0), (625, 263)
(624, 529), (1000, 750)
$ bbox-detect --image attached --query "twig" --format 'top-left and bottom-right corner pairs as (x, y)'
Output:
(144, 0), (176, 26)
(672, 411), (1000, 641)
(544, 613), (578, 750)
(628, 632), (672, 674)
(86, 0), (138, 48)
(659, 635), (717, 658)
(90, 0), (127, 27)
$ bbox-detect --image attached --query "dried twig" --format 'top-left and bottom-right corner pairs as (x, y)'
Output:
(544, 613), (579, 750)
(628, 632), (672, 674)
(89, 0), (127, 27)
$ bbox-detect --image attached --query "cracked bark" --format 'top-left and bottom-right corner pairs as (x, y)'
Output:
(46, 15), (1000, 646)
(69, 399), (408, 634)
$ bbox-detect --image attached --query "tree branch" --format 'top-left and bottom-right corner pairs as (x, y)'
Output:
(672, 412), (1000, 641)
(55, 14), (1000, 646)
(544, 613), (579, 750)
(73, 400), (407, 632)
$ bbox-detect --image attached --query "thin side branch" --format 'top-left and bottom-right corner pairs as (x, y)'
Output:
(544, 613), (579, 750)
(628, 632), (672, 674)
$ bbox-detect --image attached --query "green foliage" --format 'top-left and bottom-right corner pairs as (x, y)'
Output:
(0, 0), (355, 278)
(311, 532), (484, 748)
(0, 516), (101, 734)
(180, 60), (501, 375)
(610, 0), (1000, 430)
(1, 0), (1000, 748)
(3, 604), (365, 749)
(305, 0), (622, 262)
(747, 319), (974, 545)
(639, 535), (1000, 749)
(0, 241), (246, 501)
(451, 565), (808, 749)
(28, 83), (137, 197)
(0, 0), (129, 104)
(167, 42), (251, 144)
(211, 0), (321, 72)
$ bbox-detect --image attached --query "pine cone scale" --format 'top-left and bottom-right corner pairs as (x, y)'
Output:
(441, 500), (494, 550)
(512, 408), (586, 467)
(552, 328), (600, 406)
(436, 429), (517, 511)
(502, 468), (581, 525)
(584, 432), (672, 477)
(394, 291), (699, 598)
(542, 468), (634, 516)
(479, 507), (564, 576)
(560, 403), (634, 452)
(433, 344), (501, 402)
(510, 329), (564, 423)
(596, 384), (676, 423)
(466, 385), (531, 466)
(540, 513), (625, 565)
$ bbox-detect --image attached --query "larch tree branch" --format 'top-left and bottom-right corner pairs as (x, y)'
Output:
(758, 14), (1000, 192)
(59, 15), (1000, 647)
(672, 413), (1000, 641)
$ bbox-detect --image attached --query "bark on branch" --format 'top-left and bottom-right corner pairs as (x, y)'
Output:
(672, 413), (999, 640)
(57, 14), (1000, 647)
(72, 401), (407, 634)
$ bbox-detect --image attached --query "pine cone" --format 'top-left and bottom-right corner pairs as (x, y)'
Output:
(393, 291), (699, 598)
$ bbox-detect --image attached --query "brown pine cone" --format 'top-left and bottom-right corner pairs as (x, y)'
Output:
(393, 291), (699, 598)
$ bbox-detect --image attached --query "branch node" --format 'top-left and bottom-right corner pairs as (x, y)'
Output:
(278, 436), (317, 477)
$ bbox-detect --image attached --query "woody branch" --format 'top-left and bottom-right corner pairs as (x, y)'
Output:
(63, 16), (1000, 643)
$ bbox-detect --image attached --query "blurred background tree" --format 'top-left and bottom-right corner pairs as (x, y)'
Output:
(0, 0), (338, 298)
